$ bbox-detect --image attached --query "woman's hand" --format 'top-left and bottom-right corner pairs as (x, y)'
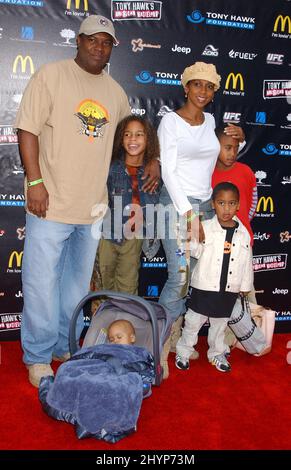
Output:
(224, 123), (245, 143)
(185, 210), (204, 242)
(141, 159), (160, 193)
(239, 291), (250, 297)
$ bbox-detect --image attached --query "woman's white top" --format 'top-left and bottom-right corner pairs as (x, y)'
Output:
(158, 111), (221, 215)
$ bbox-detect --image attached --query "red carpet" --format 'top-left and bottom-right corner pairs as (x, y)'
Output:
(0, 334), (290, 450)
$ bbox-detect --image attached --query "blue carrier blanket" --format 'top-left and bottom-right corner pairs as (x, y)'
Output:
(39, 344), (155, 443)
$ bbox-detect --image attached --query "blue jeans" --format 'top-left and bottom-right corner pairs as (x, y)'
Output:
(21, 214), (102, 364)
(158, 186), (214, 322)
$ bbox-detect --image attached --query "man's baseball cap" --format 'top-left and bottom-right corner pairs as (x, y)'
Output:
(79, 15), (118, 44)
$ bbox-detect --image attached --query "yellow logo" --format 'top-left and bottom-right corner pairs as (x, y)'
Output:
(225, 73), (244, 91)
(256, 197), (274, 213)
(67, 0), (88, 10)
(8, 251), (23, 268)
(75, 99), (109, 140)
(274, 15), (291, 33)
(13, 55), (34, 75)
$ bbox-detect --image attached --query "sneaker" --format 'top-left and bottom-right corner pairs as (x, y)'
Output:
(175, 355), (190, 371)
(210, 354), (231, 372)
(52, 352), (71, 362)
(26, 363), (54, 388)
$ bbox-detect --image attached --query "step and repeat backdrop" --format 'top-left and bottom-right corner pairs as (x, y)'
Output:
(0, 0), (290, 339)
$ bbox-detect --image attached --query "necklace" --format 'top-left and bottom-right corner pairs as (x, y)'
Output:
(176, 111), (204, 126)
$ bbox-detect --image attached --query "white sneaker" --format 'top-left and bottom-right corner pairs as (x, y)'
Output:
(26, 363), (54, 388)
(175, 355), (190, 371)
(210, 354), (231, 372)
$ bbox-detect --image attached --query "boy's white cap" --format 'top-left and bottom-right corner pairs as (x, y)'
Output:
(79, 15), (118, 44)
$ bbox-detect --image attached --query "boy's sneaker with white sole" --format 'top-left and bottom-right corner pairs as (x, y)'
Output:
(210, 353), (231, 372)
(175, 355), (190, 371)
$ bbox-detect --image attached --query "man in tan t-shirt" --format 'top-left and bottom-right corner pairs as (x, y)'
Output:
(15, 15), (159, 388)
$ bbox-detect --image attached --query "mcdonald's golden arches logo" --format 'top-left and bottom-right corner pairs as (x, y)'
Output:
(274, 15), (291, 33)
(256, 197), (274, 213)
(8, 251), (23, 268)
(225, 72), (244, 91)
(13, 55), (34, 75)
(67, 0), (88, 10)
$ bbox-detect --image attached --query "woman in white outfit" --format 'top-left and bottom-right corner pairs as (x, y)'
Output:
(158, 62), (245, 378)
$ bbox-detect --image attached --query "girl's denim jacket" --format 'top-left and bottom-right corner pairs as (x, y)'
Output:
(102, 159), (160, 258)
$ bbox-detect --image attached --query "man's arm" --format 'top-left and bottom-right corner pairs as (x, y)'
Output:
(18, 129), (49, 218)
(141, 159), (160, 193)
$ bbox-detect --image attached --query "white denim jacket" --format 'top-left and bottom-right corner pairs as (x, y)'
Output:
(190, 215), (253, 293)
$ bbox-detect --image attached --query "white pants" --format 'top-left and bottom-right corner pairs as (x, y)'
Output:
(176, 308), (229, 361)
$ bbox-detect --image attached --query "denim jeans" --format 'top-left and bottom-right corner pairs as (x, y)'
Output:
(158, 185), (214, 322)
(21, 214), (102, 364)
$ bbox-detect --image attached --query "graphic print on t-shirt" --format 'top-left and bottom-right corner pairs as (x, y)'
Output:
(224, 240), (232, 254)
(75, 99), (109, 140)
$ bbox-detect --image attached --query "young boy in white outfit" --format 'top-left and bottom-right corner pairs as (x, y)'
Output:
(175, 182), (253, 372)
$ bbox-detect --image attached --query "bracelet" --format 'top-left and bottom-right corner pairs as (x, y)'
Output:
(27, 178), (43, 187)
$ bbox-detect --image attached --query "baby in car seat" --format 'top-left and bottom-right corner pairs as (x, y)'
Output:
(107, 320), (136, 345)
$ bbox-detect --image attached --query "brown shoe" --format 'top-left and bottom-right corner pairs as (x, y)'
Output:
(52, 352), (71, 363)
(26, 363), (54, 388)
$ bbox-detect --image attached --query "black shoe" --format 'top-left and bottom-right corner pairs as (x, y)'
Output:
(175, 355), (190, 370)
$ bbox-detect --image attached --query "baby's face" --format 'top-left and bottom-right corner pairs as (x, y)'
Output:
(108, 324), (135, 345)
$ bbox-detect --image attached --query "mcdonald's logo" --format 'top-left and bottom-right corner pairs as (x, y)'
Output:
(8, 251), (23, 268)
(256, 197), (274, 213)
(13, 55), (34, 75)
(274, 15), (291, 33)
(225, 73), (244, 91)
(67, 0), (88, 10)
